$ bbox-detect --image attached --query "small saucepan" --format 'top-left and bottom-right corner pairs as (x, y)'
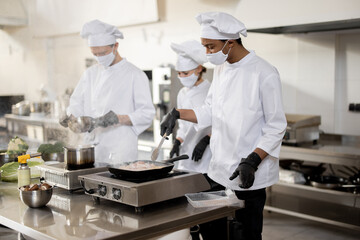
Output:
(64, 145), (95, 170)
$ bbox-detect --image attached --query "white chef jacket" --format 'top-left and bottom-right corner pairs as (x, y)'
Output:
(67, 59), (155, 164)
(175, 80), (211, 173)
(193, 51), (287, 191)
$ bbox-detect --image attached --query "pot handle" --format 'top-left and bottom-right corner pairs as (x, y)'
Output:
(80, 179), (95, 194)
(162, 154), (189, 164)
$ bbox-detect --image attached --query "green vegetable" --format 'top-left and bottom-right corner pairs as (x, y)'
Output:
(6, 136), (28, 155)
(0, 158), (43, 182)
(37, 141), (65, 154)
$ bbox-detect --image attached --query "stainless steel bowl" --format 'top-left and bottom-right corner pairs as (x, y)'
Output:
(19, 187), (53, 208)
(68, 116), (94, 133)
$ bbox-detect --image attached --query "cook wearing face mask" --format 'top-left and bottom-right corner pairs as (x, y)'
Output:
(59, 19), (155, 164)
(161, 12), (287, 240)
(169, 40), (212, 174)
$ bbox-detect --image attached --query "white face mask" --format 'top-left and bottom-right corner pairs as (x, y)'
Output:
(178, 72), (198, 88)
(206, 40), (231, 65)
(95, 47), (115, 67)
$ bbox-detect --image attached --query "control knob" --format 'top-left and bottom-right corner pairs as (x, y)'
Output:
(98, 185), (107, 196)
(112, 188), (122, 200)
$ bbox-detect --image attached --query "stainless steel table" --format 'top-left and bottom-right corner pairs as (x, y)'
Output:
(0, 182), (239, 240)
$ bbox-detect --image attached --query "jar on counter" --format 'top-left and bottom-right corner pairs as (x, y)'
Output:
(18, 163), (31, 188)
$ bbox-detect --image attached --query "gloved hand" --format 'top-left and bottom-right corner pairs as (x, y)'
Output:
(95, 111), (119, 128)
(59, 114), (76, 128)
(192, 135), (210, 162)
(229, 152), (262, 189)
(59, 115), (70, 127)
(160, 108), (180, 137)
(170, 139), (181, 158)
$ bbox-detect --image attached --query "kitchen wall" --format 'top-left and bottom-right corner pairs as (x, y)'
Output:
(0, 0), (359, 135)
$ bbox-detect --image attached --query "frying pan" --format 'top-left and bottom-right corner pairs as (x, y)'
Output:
(309, 175), (348, 189)
(108, 154), (189, 179)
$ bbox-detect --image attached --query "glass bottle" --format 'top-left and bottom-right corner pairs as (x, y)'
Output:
(18, 163), (31, 188)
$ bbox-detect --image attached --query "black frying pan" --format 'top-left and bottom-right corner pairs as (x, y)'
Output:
(108, 154), (189, 179)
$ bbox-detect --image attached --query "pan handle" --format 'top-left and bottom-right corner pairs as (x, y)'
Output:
(162, 154), (189, 164)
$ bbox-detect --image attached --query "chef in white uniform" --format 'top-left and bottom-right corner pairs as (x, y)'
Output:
(61, 20), (155, 164)
(160, 12), (287, 240)
(169, 40), (211, 173)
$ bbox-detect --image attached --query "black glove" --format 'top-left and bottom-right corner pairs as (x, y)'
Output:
(160, 108), (180, 137)
(95, 111), (119, 128)
(170, 139), (181, 158)
(192, 135), (210, 162)
(229, 152), (262, 189)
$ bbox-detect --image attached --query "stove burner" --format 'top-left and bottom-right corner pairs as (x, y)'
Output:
(66, 163), (95, 170)
(109, 171), (188, 183)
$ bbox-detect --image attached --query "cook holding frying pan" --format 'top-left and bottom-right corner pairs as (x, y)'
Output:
(60, 20), (155, 164)
(161, 12), (287, 240)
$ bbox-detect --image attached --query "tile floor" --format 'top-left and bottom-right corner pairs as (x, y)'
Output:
(1, 211), (359, 239)
(262, 211), (359, 240)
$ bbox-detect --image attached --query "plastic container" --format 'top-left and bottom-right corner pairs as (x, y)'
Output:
(185, 190), (244, 208)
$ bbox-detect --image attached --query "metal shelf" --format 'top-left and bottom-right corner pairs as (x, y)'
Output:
(280, 145), (360, 167)
(272, 182), (357, 208)
(274, 137), (360, 231)
(265, 191), (360, 231)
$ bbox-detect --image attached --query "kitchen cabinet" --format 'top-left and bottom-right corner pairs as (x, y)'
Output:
(266, 134), (360, 231)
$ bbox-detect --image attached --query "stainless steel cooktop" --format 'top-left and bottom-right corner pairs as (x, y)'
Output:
(78, 170), (211, 212)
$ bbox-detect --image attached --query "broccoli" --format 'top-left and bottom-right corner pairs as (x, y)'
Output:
(37, 141), (65, 154)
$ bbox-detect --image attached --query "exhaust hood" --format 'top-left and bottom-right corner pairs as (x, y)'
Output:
(248, 18), (360, 34)
(0, 0), (28, 27)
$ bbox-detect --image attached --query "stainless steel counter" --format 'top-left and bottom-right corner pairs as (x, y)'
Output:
(0, 182), (238, 240)
(280, 133), (360, 167)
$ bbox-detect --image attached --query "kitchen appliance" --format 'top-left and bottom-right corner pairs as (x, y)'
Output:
(11, 100), (30, 116)
(37, 163), (107, 191)
(152, 67), (174, 146)
(78, 170), (211, 212)
(64, 145), (95, 170)
(108, 154), (189, 179)
(283, 114), (321, 145)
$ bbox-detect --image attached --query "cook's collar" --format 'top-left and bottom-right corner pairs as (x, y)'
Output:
(225, 50), (255, 68)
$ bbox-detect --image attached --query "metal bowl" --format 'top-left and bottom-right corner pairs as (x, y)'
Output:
(68, 116), (94, 133)
(42, 152), (64, 162)
(19, 187), (53, 208)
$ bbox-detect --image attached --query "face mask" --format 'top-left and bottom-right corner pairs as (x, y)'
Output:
(206, 40), (231, 65)
(178, 72), (198, 88)
(95, 47), (115, 67)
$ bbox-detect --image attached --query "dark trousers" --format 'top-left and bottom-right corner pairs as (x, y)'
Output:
(234, 188), (266, 240)
(191, 176), (266, 240)
(191, 174), (227, 240)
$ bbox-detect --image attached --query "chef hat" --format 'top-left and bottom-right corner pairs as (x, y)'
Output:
(80, 19), (124, 47)
(170, 40), (207, 71)
(195, 12), (247, 40)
